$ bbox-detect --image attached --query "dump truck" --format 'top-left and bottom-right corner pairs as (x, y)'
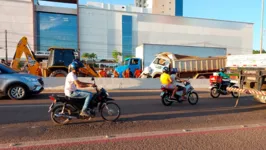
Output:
(115, 52), (227, 79)
(115, 43), (227, 78)
(11, 36), (99, 77)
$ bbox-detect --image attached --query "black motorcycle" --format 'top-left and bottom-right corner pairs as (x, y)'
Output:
(210, 78), (239, 98)
(48, 77), (121, 125)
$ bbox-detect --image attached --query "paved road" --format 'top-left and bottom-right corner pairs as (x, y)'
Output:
(0, 90), (266, 149)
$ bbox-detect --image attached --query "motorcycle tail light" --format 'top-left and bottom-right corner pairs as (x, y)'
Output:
(49, 96), (56, 102)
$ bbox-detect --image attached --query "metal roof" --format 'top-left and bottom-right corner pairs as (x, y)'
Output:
(39, 0), (77, 4)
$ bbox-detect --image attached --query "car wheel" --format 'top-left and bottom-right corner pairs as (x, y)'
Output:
(7, 85), (27, 100)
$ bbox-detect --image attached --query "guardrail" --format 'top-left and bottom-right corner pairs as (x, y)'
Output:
(43, 78), (212, 90)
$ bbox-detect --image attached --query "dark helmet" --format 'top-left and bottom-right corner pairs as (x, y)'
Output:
(162, 66), (169, 73)
(73, 59), (84, 68)
(171, 68), (178, 74)
(219, 68), (225, 72)
(70, 60), (83, 72)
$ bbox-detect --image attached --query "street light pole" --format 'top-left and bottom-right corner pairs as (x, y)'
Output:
(5, 30), (7, 62)
(260, 0), (265, 54)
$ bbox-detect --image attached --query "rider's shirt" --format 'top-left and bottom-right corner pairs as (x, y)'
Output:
(219, 72), (230, 79)
(160, 73), (171, 85)
(64, 72), (78, 96)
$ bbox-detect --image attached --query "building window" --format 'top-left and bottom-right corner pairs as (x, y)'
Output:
(36, 12), (78, 52)
(122, 15), (133, 58)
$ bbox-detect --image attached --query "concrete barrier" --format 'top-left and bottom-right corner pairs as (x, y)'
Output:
(43, 77), (211, 90)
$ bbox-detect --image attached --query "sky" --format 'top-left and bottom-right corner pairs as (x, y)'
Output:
(40, 0), (264, 50)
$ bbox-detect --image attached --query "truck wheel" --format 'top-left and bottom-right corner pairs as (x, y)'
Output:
(198, 76), (207, 79)
(49, 70), (68, 77)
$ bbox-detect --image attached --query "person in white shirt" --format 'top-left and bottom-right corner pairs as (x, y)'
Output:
(65, 61), (96, 117)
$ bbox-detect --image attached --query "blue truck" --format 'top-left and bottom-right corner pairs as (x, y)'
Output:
(115, 57), (142, 78)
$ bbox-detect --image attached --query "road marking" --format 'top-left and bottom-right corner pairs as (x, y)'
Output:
(1, 123), (266, 149)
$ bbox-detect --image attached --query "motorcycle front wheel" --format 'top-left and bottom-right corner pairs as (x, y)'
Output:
(210, 87), (220, 98)
(100, 102), (121, 122)
(188, 92), (199, 105)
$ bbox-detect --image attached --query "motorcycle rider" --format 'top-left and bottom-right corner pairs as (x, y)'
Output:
(65, 60), (96, 117)
(160, 67), (182, 100)
(219, 68), (230, 83)
(170, 68), (186, 100)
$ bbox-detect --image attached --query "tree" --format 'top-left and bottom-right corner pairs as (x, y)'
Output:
(253, 49), (266, 54)
(112, 50), (122, 62)
(90, 53), (97, 61)
(124, 55), (134, 60)
(81, 53), (90, 60)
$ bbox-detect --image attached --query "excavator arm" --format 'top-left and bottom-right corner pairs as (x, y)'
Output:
(79, 64), (99, 77)
(11, 37), (40, 75)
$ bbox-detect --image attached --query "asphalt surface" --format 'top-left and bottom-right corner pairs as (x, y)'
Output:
(0, 90), (266, 149)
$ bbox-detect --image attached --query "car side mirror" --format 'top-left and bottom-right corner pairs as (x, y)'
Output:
(91, 77), (95, 81)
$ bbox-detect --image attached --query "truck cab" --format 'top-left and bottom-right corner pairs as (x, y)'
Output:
(149, 56), (171, 78)
(115, 58), (142, 77)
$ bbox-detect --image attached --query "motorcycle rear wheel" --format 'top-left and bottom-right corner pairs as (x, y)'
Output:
(100, 102), (121, 122)
(161, 94), (173, 106)
(51, 105), (71, 125)
(210, 87), (220, 98)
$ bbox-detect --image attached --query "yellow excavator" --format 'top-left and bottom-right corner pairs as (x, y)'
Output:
(11, 36), (99, 77)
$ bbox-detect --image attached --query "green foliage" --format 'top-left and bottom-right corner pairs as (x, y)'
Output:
(253, 49), (266, 54)
(124, 55), (134, 60)
(81, 53), (97, 60)
(112, 50), (122, 62)
(81, 53), (90, 60)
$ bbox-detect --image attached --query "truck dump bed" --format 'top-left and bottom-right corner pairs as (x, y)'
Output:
(173, 55), (226, 72)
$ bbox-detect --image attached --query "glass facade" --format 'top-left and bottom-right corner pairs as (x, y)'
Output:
(36, 12), (78, 52)
(175, 0), (183, 16)
(122, 15), (133, 58)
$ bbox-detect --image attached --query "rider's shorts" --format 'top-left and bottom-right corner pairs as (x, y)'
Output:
(175, 82), (185, 88)
(162, 84), (175, 89)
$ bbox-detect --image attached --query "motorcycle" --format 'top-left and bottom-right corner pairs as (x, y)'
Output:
(160, 79), (199, 106)
(48, 77), (121, 125)
(209, 75), (239, 98)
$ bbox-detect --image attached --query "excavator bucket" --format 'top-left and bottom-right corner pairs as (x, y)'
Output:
(79, 64), (99, 77)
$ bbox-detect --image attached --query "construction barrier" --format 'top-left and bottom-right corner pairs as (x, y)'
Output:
(43, 78), (211, 90)
(226, 87), (266, 96)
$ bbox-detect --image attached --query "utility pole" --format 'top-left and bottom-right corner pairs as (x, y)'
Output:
(260, 0), (264, 54)
(5, 30), (7, 62)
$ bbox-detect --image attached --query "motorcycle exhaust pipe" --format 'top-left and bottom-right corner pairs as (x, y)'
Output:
(54, 114), (77, 119)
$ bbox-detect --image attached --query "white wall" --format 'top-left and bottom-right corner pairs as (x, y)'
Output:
(0, 0), (34, 60)
(79, 7), (253, 60)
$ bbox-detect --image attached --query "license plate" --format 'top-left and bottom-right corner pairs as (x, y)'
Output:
(48, 103), (54, 113)
(160, 92), (164, 97)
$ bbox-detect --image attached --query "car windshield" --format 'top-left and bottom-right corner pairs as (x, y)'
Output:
(0, 64), (18, 74)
